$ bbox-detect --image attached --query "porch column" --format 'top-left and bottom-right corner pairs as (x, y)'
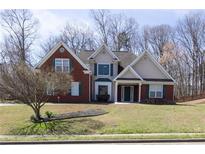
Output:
(114, 81), (118, 102)
(138, 83), (142, 102)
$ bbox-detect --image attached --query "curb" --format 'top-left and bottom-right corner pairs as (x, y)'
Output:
(1, 139), (205, 144)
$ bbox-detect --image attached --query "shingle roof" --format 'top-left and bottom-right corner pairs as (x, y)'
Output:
(78, 51), (93, 65)
(78, 50), (137, 68)
(113, 51), (137, 68)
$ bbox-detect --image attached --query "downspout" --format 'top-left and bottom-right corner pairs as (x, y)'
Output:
(89, 72), (91, 102)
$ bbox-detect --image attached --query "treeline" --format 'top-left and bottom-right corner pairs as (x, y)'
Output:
(0, 9), (205, 99)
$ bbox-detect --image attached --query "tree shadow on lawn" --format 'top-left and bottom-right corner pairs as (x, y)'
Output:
(175, 103), (196, 107)
(10, 118), (105, 135)
(140, 103), (196, 107)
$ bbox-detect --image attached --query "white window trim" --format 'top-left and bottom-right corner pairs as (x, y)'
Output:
(47, 82), (55, 96)
(55, 58), (70, 73)
(149, 84), (163, 98)
(71, 82), (80, 96)
(95, 82), (112, 101)
(97, 63), (110, 76)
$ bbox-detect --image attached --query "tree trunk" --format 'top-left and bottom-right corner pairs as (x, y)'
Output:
(34, 108), (41, 121)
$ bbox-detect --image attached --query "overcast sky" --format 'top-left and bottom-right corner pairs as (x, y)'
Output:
(0, 9), (199, 63)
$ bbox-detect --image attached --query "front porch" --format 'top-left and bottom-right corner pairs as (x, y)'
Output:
(114, 80), (142, 103)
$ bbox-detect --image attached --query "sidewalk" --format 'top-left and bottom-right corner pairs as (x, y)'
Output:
(1, 132), (205, 138)
(1, 133), (205, 144)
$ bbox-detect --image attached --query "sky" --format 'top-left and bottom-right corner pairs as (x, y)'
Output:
(0, 9), (199, 63)
(32, 9), (193, 41)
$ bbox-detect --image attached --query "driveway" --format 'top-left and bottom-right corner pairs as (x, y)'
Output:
(180, 98), (205, 105)
(0, 103), (18, 106)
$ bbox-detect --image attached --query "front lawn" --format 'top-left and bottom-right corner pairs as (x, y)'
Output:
(1, 102), (205, 135)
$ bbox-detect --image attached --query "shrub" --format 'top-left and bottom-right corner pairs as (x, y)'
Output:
(45, 111), (54, 119)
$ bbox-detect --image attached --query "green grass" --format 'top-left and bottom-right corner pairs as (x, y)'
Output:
(1, 102), (205, 136)
(10, 119), (104, 135)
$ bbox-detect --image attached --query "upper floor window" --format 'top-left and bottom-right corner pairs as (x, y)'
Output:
(55, 58), (70, 72)
(98, 64), (110, 76)
(149, 84), (163, 98)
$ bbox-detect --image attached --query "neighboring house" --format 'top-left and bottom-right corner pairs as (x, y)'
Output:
(35, 41), (175, 103)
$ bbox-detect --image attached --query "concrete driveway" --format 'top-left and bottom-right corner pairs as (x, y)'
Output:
(0, 103), (18, 106)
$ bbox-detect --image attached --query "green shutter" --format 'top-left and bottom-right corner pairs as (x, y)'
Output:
(163, 85), (166, 99)
(79, 82), (82, 96)
(94, 63), (97, 76)
(70, 59), (73, 73)
(110, 64), (113, 76)
(146, 85), (149, 98)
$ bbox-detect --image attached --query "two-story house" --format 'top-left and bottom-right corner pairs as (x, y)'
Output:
(35, 41), (175, 103)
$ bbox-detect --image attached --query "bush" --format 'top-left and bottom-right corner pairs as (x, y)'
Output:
(45, 111), (54, 119)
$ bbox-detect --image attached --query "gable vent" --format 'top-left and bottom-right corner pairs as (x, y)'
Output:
(59, 47), (65, 53)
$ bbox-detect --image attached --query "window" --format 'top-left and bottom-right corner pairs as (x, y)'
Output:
(55, 58), (70, 72)
(71, 82), (79, 96)
(47, 82), (54, 96)
(149, 84), (163, 98)
(98, 64), (110, 75)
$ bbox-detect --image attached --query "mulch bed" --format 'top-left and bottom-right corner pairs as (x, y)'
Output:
(43, 109), (108, 122)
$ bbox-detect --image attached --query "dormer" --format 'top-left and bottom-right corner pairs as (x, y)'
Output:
(87, 44), (119, 63)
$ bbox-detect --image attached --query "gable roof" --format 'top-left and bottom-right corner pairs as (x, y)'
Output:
(114, 65), (143, 81)
(113, 51), (137, 68)
(130, 51), (175, 82)
(87, 44), (119, 61)
(35, 42), (89, 70)
(78, 50), (137, 68)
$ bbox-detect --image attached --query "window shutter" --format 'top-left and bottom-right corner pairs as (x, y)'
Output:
(52, 59), (55, 71)
(94, 63), (97, 76)
(110, 64), (113, 76)
(79, 82), (82, 96)
(70, 59), (73, 73)
(68, 83), (71, 95)
(146, 85), (149, 98)
(163, 85), (166, 99)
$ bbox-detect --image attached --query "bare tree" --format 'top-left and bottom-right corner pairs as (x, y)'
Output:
(0, 62), (72, 122)
(145, 24), (174, 57)
(176, 12), (205, 95)
(109, 14), (139, 51)
(61, 23), (97, 53)
(40, 35), (61, 55)
(91, 10), (139, 52)
(137, 26), (150, 52)
(0, 9), (39, 64)
(90, 10), (110, 45)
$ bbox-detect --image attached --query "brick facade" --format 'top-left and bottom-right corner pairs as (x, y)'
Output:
(117, 84), (174, 102)
(134, 85), (139, 102)
(141, 84), (149, 101)
(39, 45), (90, 103)
(164, 85), (174, 101)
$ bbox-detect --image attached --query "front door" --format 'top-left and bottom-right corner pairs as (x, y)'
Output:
(124, 86), (131, 101)
(98, 85), (109, 102)
(98, 85), (108, 95)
